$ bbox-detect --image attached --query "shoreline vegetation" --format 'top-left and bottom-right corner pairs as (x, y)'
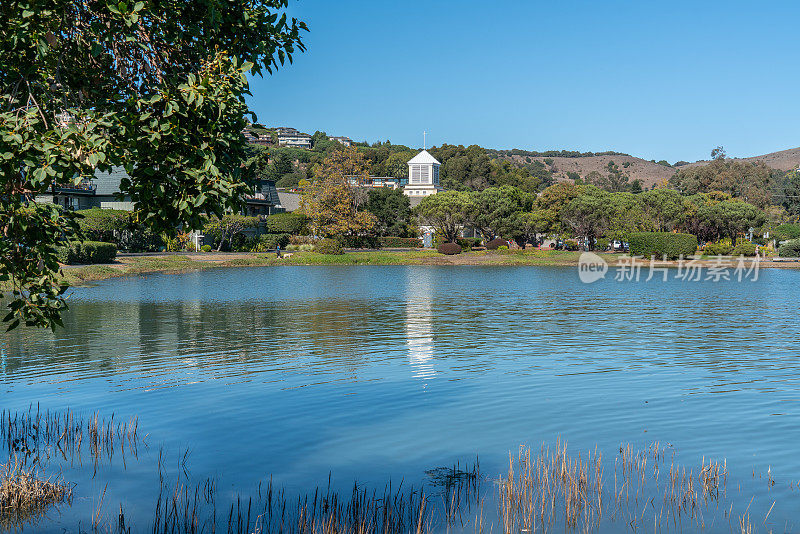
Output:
(0, 408), (781, 533)
(60, 249), (800, 286)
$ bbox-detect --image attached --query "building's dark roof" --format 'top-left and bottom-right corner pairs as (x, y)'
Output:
(90, 168), (281, 208)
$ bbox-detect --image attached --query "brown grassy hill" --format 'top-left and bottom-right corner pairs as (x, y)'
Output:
(506, 146), (800, 188)
(507, 154), (676, 188)
(685, 147), (800, 172)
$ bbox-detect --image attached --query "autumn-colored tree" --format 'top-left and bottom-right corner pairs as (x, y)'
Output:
(299, 147), (377, 237)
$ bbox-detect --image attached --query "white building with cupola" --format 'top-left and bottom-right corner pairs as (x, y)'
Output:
(403, 150), (443, 207)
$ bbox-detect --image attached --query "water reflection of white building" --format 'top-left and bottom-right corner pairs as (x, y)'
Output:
(405, 269), (436, 380)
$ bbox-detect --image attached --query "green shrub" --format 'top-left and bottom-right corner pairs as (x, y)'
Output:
(774, 223), (800, 241)
(486, 238), (509, 250)
(778, 238), (800, 257)
(380, 236), (422, 248)
(456, 237), (482, 250)
(57, 241), (117, 265)
(265, 213), (308, 235)
(628, 232), (698, 260)
(76, 208), (129, 242)
(731, 240), (757, 257)
(437, 242), (461, 255)
(497, 245), (509, 251)
(123, 229), (165, 252)
(201, 244), (212, 252)
(230, 233), (251, 252)
(563, 239), (579, 251)
(703, 238), (733, 256)
(315, 238), (344, 255)
(250, 233), (291, 252)
(75, 208), (166, 252)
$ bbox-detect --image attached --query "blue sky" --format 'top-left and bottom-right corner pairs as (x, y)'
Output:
(247, 0), (800, 163)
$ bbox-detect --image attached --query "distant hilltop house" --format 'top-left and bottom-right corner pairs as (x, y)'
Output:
(403, 150), (442, 206)
(242, 129), (273, 146)
(328, 136), (353, 147)
(38, 168), (287, 217)
(275, 127), (312, 149)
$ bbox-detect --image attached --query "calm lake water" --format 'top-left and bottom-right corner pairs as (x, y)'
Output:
(3, 265), (800, 532)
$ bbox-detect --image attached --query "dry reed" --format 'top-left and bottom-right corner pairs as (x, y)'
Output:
(0, 457), (73, 530)
(497, 441), (737, 533)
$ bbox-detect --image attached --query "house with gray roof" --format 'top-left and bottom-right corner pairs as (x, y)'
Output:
(37, 167), (286, 216)
(37, 167), (135, 211)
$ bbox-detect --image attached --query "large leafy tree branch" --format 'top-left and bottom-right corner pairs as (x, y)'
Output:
(1, 0), (307, 329)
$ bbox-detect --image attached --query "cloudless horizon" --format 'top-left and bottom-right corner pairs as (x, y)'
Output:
(248, 0), (800, 163)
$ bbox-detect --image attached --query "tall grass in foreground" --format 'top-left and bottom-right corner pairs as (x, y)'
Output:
(111, 460), (482, 534)
(498, 441), (752, 533)
(0, 409), (789, 533)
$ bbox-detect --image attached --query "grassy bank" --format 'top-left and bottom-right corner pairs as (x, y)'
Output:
(59, 248), (800, 286)
(60, 249), (595, 284)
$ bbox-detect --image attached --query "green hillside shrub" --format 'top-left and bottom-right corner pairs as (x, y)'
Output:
(628, 232), (698, 260)
(775, 224), (800, 241)
(778, 239), (800, 257)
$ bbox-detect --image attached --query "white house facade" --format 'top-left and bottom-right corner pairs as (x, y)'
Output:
(403, 150), (442, 207)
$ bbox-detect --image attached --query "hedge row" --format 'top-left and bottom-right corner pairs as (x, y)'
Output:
(338, 235), (381, 249)
(57, 241), (117, 265)
(628, 232), (698, 260)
